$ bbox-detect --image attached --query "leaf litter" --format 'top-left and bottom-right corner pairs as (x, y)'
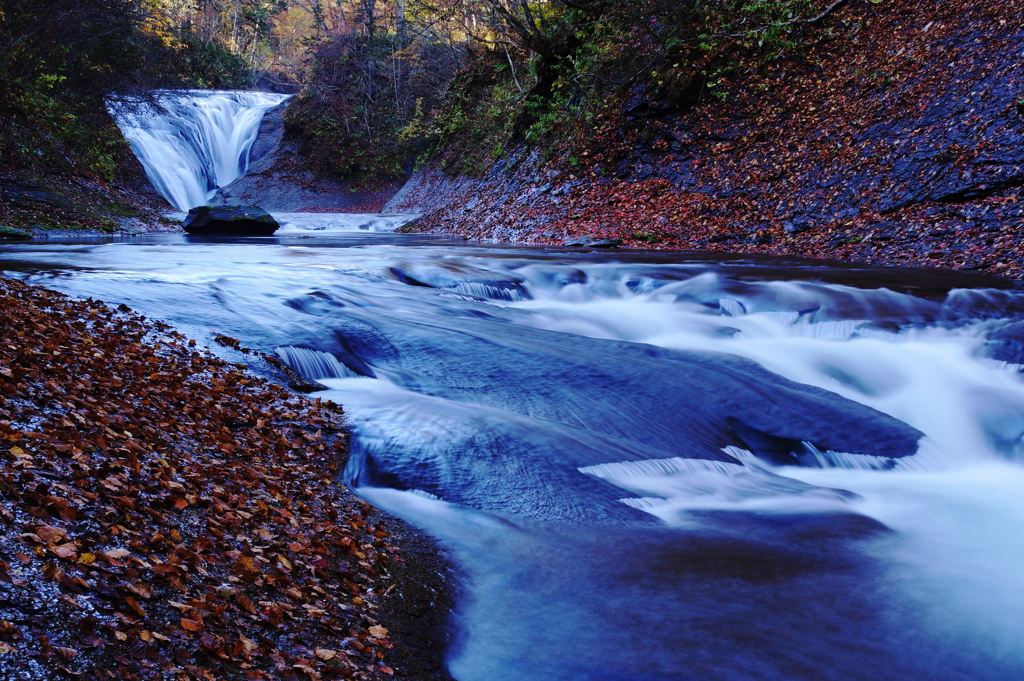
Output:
(0, 276), (401, 680)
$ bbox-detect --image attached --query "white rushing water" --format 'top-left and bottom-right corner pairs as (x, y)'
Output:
(108, 90), (289, 210)
(274, 213), (415, 233)
(3, 241), (1023, 679)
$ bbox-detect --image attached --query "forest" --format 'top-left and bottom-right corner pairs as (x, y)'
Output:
(0, 0), (847, 181)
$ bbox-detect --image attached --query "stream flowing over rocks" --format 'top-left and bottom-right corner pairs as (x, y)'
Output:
(3, 229), (1024, 680)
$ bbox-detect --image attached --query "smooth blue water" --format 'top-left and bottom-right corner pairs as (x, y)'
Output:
(2, 228), (1024, 680)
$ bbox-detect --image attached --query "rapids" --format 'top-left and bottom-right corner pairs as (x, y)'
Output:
(2, 224), (1023, 680)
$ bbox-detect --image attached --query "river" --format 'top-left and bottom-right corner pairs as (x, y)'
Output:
(2, 221), (1024, 680)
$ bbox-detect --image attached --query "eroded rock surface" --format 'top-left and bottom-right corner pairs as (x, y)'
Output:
(212, 102), (402, 212)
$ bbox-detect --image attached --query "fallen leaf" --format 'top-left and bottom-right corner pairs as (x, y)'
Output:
(52, 543), (78, 560)
(124, 596), (147, 618)
(35, 525), (66, 544)
(180, 618), (203, 632)
(128, 582), (154, 599)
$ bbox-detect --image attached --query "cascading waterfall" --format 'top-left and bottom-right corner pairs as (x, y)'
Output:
(108, 90), (289, 211)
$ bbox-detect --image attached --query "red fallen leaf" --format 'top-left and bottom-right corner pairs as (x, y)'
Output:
(180, 618), (203, 632)
(174, 499), (189, 510)
(35, 525), (66, 544)
(59, 572), (89, 593)
(152, 564), (181, 576)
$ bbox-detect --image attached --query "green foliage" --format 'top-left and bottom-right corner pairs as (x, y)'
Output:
(0, 0), (159, 176)
(411, 0), (841, 175)
(288, 26), (463, 180)
(0, 0), (267, 180)
(165, 31), (251, 90)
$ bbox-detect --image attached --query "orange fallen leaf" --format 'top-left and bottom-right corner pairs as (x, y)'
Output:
(128, 582), (154, 599)
(236, 635), (259, 659)
(52, 543), (77, 560)
(180, 618), (203, 632)
(124, 596), (147, 618)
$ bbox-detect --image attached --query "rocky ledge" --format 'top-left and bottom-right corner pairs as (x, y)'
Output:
(211, 102), (402, 214)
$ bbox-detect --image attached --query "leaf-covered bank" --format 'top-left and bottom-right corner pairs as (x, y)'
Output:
(0, 276), (452, 680)
(386, 0), (1024, 279)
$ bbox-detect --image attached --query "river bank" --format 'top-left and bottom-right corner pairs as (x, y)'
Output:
(387, 0), (1024, 280)
(0, 275), (452, 680)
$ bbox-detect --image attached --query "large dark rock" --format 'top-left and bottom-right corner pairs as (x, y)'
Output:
(182, 205), (279, 236)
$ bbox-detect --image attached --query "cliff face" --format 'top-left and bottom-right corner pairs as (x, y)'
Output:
(212, 101), (403, 213)
(387, 0), (1024, 277)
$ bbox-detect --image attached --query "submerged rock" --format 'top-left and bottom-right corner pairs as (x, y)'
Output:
(183, 205), (280, 236)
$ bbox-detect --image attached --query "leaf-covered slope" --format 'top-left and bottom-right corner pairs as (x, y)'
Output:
(390, 0), (1024, 278)
(0, 278), (406, 680)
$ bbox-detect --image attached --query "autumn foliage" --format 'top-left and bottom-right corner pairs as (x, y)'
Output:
(0, 277), (400, 679)
(397, 0), (1024, 279)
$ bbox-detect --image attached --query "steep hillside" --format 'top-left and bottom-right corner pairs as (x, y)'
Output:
(389, 0), (1024, 277)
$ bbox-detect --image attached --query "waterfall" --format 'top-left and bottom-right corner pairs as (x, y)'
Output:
(108, 90), (289, 211)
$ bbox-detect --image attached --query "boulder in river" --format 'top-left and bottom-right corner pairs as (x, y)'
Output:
(182, 205), (280, 236)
